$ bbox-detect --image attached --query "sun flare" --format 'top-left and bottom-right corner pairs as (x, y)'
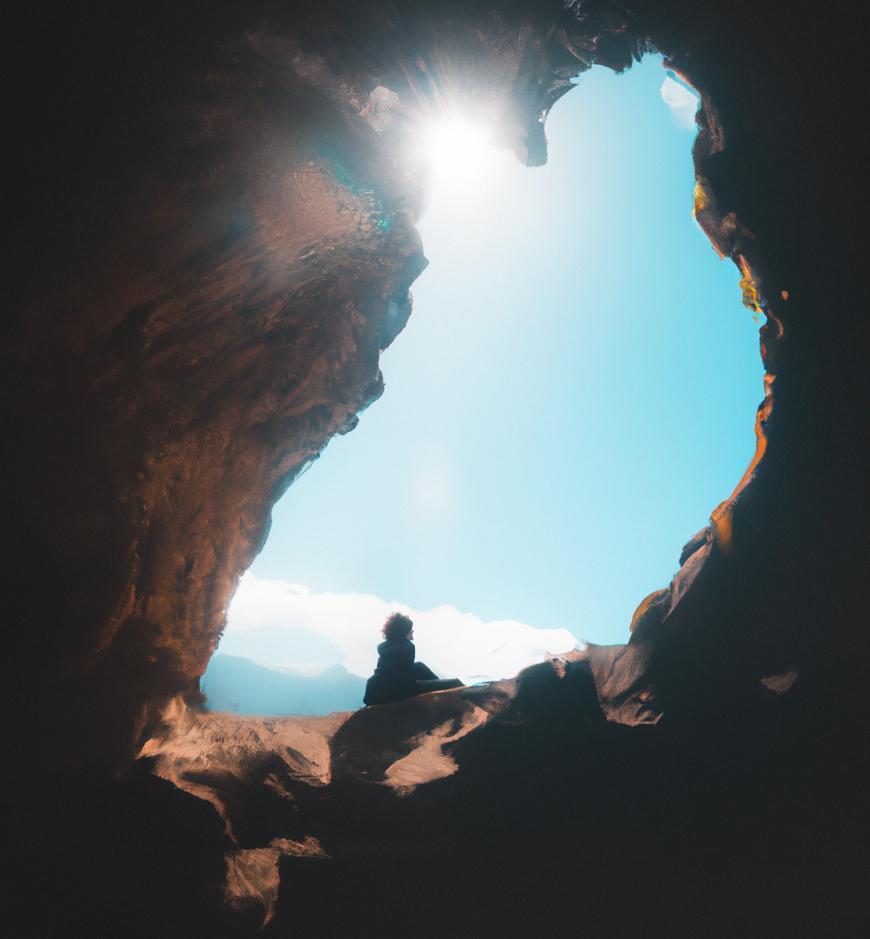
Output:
(419, 115), (509, 201)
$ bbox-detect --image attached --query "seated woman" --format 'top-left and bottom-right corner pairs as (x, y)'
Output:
(363, 612), (463, 706)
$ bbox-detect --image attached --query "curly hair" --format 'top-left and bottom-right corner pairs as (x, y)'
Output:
(382, 612), (414, 640)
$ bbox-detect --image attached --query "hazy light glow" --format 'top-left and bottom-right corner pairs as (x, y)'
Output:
(419, 114), (511, 201)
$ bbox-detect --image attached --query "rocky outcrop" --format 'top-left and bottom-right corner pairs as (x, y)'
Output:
(139, 659), (596, 925)
(5, 1), (867, 935)
(128, 650), (857, 934)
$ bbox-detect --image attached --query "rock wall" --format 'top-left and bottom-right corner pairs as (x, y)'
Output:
(5, 1), (867, 934)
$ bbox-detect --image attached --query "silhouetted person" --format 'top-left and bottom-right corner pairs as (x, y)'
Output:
(363, 613), (463, 706)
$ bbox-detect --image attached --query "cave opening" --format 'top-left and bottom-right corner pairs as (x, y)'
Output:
(203, 55), (763, 717)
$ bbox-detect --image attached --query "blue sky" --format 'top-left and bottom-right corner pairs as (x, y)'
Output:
(214, 58), (763, 682)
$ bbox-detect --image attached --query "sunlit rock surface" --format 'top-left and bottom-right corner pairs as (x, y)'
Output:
(6, 1), (867, 935)
(141, 658), (599, 925)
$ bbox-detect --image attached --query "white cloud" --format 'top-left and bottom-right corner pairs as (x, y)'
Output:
(660, 75), (699, 130)
(219, 572), (581, 684)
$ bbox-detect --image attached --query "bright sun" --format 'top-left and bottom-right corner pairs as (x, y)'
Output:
(420, 115), (509, 202)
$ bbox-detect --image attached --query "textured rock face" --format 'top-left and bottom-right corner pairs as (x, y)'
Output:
(5, 1), (868, 934)
(8, 7), (427, 767)
(138, 662), (580, 922)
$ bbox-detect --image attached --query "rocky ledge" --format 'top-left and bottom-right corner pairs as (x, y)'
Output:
(135, 647), (823, 932)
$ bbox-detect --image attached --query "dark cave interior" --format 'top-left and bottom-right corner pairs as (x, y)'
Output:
(5, 2), (868, 935)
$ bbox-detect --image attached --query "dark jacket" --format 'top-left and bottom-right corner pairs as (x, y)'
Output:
(363, 639), (418, 706)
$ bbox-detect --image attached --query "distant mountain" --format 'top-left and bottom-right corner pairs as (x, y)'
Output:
(202, 654), (366, 716)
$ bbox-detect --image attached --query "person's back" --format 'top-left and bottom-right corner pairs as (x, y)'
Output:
(363, 636), (419, 706)
(363, 612), (463, 706)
